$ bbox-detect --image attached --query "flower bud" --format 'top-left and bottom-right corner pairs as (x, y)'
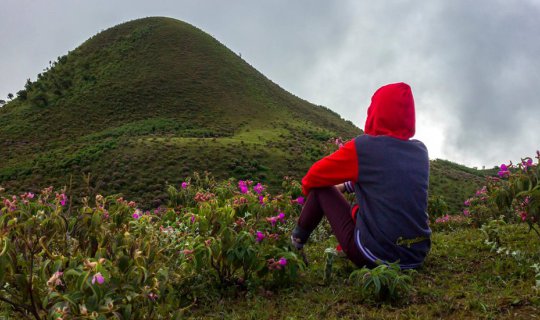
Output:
(80, 304), (88, 315)
(84, 260), (98, 270)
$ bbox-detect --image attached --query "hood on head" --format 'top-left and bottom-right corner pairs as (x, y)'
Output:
(364, 82), (415, 140)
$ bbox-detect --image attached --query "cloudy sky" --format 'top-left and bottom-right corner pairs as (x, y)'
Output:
(1, 0), (539, 168)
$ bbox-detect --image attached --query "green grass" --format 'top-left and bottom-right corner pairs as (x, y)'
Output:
(186, 224), (540, 319)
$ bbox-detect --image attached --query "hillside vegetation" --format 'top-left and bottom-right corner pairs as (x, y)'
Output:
(0, 17), (489, 213)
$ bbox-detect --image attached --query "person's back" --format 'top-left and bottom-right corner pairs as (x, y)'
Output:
(353, 135), (430, 268)
(292, 82), (431, 269)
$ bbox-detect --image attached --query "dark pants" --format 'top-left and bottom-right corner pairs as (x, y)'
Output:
(296, 187), (373, 268)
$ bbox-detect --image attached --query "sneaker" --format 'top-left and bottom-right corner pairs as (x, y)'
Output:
(290, 235), (305, 250)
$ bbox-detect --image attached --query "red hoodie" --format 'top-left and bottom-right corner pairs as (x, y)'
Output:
(301, 82), (415, 195)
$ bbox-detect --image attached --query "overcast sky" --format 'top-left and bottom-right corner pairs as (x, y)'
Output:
(1, 0), (539, 168)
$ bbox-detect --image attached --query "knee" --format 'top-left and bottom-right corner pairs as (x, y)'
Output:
(306, 186), (337, 202)
(310, 186), (338, 196)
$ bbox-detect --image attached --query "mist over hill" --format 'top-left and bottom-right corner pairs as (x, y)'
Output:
(0, 17), (488, 212)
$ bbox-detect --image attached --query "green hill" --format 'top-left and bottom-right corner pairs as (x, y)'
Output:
(0, 17), (490, 211)
(429, 159), (496, 214)
(0, 17), (359, 207)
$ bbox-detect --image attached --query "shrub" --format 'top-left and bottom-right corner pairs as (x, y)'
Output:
(465, 151), (540, 236)
(427, 195), (449, 219)
(0, 174), (308, 318)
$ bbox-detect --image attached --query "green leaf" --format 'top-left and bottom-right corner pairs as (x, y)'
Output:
(64, 269), (82, 277)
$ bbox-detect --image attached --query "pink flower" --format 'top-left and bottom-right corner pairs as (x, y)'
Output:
(92, 272), (105, 285)
(3, 198), (16, 211)
(268, 233), (279, 240)
(56, 193), (67, 206)
(278, 257), (287, 266)
(464, 199), (471, 206)
(181, 182), (189, 189)
(238, 181), (249, 194)
(266, 216), (278, 226)
(182, 249), (194, 255)
(277, 212), (285, 221)
(475, 186), (487, 195)
(520, 211), (527, 221)
(190, 214), (196, 223)
(26, 192), (35, 199)
(498, 164), (510, 178)
(256, 231), (265, 243)
(253, 183), (265, 195)
(435, 214), (450, 223)
(522, 158), (534, 171)
(47, 271), (64, 288)
(296, 197), (305, 205)
(128, 201), (136, 208)
(463, 209), (470, 216)
(132, 209), (141, 219)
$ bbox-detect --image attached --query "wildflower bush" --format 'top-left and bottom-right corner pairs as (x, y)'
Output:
(430, 214), (470, 232)
(464, 151), (540, 234)
(0, 174), (307, 319)
(427, 195), (449, 219)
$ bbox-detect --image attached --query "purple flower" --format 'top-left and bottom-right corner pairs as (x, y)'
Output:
(278, 257), (287, 266)
(463, 209), (470, 216)
(266, 216), (278, 226)
(253, 183), (265, 195)
(132, 209), (141, 219)
(26, 192), (35, 199)
(56, 193), (67, 206)
(256, 231), (265, 243)
(277, 212), (285, 221)
(522, 158), (533, 170)
(190, 214), (196, 223)
(258, 195), (265, 205)
(464, 199), (471, 207)
(238, 181), (249, 194)
(92, 272), (105, 285)
(296, 197), (305, 205)
(181, 182), (189, 189)
(498, 164), (510, 178)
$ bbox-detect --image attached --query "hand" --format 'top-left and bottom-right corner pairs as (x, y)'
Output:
(335, 183), (345, 193)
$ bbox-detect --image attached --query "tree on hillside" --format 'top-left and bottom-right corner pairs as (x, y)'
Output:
(0, 99), (6, 106)
(17, 90), (28, 100)
(7, 93), (14, 100)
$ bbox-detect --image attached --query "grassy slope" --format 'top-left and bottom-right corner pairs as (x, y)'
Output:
(0, 17), (359, 207)
(0, 17), (491, 211)
(429, 159), (496, 214)
(188, 225), (540, 319)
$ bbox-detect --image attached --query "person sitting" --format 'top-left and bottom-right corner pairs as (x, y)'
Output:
(291, 82), (431, 269)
